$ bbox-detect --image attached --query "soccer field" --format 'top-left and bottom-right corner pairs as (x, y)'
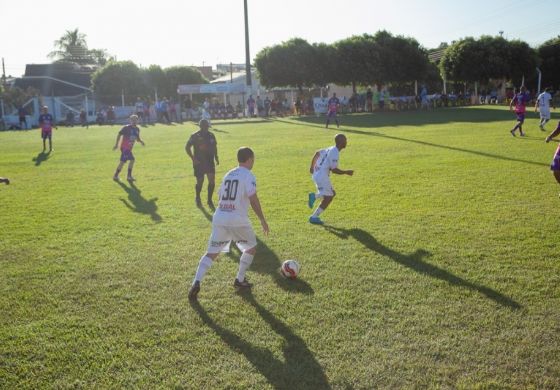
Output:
(1, 106), (559, 389)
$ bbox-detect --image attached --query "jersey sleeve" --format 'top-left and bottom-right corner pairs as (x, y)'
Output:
(245, 172), (257, 198)
(186, 133), (194, 147)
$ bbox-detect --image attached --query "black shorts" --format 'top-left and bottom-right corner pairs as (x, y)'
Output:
(194, 162), (215, 178)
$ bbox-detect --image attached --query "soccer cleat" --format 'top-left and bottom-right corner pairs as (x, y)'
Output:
(308, 192), (316, 209)
(127, 176), (135, 182)
(510, 130), (516, 137)
(520, 132), (525, 137)
(234, 278), (253, 288)
(309, 216), (324, 225)
(188, 281), (200, 301)
(113, 175), (120, 182)
(196, 198), (203, 208)
(540, 125), (545, 131)
(207, 200), (215, 210)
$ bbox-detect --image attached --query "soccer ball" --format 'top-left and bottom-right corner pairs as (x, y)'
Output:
(280, 260), (300, 279)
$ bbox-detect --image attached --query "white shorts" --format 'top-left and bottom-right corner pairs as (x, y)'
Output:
(206, 224), (257, 254)
(313, 174), (334, 197)
(539, 109), (551, 120)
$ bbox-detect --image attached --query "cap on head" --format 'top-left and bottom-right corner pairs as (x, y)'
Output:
(129, 114), (139, 121)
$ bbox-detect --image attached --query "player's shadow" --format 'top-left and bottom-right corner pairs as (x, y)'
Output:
(322, 225), (521, 310)
(275, 118), (548, 168)
(117, 181), (162, 223)
(190, 292), (330, 389)
(32, 151), (51, 166)
(198, 206), (313, 294)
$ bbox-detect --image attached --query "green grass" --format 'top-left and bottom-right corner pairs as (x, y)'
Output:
(1, 106), (559, 389)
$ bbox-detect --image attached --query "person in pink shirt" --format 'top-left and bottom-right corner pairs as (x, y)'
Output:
(38, 106), (56, 152)
(112, 115), (145, 182)
(509, 86), (531, 137)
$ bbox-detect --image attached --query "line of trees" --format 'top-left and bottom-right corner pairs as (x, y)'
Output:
(91, 62), (208, 104)
(254, 31), (434, 93)
(439, 36), (538, 85)
(46, 28), (209, 104)
(255, 32), (560, 93)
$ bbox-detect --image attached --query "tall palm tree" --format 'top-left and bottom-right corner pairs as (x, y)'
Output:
(48, 28), (91, 64)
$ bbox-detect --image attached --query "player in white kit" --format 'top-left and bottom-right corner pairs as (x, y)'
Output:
(308, 134), (354, 224)
(535, 87), (555, 131)
(188, 147), (270, 300)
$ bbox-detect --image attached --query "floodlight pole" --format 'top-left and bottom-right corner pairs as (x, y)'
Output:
(536, 67), (542, 94)
(244, 0), (252, 89)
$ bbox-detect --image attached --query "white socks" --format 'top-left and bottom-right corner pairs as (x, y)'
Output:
(312, 207), (324, 218)
(194, 255), (213, 283)
(236, 252), (254, 282)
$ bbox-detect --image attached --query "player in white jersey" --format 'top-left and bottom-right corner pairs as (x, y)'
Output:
(307, 134), (354, 224)
(188, 147), (270, 300)
(535, 87), (555, 131)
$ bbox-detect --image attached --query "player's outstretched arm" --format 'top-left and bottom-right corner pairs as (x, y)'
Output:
(249, 193), (269, 236)
(331, 167), (354, 176)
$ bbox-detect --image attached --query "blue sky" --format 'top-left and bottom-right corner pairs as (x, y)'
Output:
(2, 0), (559, 77)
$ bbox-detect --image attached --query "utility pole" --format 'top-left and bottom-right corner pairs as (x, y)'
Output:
(244, 0), (252, 88)
(1, 57), (6, 87)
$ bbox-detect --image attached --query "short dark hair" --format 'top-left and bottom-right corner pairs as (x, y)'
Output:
(237, 147), (254, 163)
(334, 133), (346, 145)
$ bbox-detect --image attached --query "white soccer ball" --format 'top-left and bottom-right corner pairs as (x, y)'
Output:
(280, 260), (300, 279)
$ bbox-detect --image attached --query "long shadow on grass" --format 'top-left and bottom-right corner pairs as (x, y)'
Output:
(117, 181), (162, 223)
(285, 107), (543, 128)
(198, 206), (313, 294)
(32, 151), (51, 166)
(274, 118), (548, 168)
(322, 225), (521, 310)
(190, 292), (330, 389)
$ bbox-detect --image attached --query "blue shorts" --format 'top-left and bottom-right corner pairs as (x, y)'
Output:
(516, 113), (525, 122)
(551, 155), (560, 171)
(120, 150), (135, 162)
(327, 110), (337, 118)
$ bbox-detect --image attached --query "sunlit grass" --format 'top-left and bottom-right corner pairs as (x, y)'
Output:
(1, 106), (559, 388)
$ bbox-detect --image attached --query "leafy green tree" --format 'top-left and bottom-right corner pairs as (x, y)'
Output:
(332, 34), (379, 92)
(440, 36), (538, 85)
(255, 38), (316, 91)
(143, 65), (167, 98)
(163, 66), (208, 98)
(538, 36), (560, 89)
(91, 61), (147, 104)
(372, 30), (430, 84)
(1, 86), (38, 112)
(48, 28), (112, 66)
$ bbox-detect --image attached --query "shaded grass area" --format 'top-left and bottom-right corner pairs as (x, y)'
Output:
(1, 106), (559, 388)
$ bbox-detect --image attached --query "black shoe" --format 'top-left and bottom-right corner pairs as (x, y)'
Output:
(196, 198), (202, 208)
(207, 200), (215, 210)
(234, 278), (253, 288)
(188, 281), (200, 301)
